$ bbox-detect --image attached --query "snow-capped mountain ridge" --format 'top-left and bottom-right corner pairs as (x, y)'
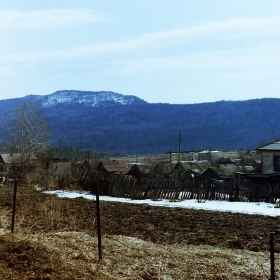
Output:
(40, 90), (147, 107)
(0, 92), (280, 154)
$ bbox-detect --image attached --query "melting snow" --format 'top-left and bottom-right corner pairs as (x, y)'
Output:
(44, 190), (280, 217)
(41, 90), (139, 107)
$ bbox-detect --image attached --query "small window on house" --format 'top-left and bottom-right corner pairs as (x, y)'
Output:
(274, 156), (280, 172)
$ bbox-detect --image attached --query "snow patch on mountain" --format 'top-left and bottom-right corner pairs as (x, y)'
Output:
(40, 90), (146, 107)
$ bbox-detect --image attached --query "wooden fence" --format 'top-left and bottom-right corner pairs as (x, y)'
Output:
(85, 173), (280, 202)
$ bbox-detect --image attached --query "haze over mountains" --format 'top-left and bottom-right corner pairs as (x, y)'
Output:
(0, 90), (279, 155)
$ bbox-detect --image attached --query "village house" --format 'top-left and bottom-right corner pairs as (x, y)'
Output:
(125, 164), (151, 179)
(150, 161), (174, 178)
(0, 153), (37, 173)
(233, 158), (261, 174)
(257, 139), (280, 174)
(193, 158), (240, 182)
(215, 157), (235, 165)
(93, 159), (128, 179)
(199, 165), (239, 180)
(173, 160), (212, 180)
(0, 154), (14, 173)
(44, 158), (72, 177)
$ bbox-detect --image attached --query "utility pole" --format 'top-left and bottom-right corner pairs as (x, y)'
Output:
(178, 132), (183, 163)
(169, 149), (172, 172)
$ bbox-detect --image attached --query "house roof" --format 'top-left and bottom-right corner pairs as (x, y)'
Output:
(0, 153), (37, 164)
(196, 160), (212, 172)
(257, 140), (280, 151)
(200, 167), (221, 178)
(218, 164), (240, 174)
(174, 160), (212, 174)
(125, 164), (145, 176)
(242, 166), (256, 173)
(201, 164), (240, 178)
(0, 154), (14, 164)
(96, 160), (128, 173)
(182, 162), (201, 173)
(131, 164), (151, 173)
(216, 157), (234, 164)
(151, 161), (173, 174)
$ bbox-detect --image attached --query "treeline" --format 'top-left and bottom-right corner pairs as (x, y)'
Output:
(1, 96), (280, 155)
(50, 146), (119, 160)
(46, 99), (280, 154)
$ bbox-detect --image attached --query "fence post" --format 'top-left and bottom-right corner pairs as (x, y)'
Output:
(11, 179), (17, 233)
(270, 232), (275, 280)
(96, 183), (102, 260)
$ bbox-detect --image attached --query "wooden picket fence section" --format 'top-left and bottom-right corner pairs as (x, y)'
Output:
(246, 182), (280, 202)
(86, 173), (280, 202)
(106, 174), (139, 198)
(90, 175), (239, 201)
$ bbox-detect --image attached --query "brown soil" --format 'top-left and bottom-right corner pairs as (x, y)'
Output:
(0, 186), (279, 279)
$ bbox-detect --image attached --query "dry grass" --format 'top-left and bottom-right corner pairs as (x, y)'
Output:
(0, 186), (277, 279)
(0, 230), (274, 279)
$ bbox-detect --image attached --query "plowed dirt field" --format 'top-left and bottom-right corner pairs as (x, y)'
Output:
(0, 186), (279, 279)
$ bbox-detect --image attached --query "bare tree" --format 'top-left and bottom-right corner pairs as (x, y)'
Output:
(6, 103), (50, 186)
(238, 150), (246, 173)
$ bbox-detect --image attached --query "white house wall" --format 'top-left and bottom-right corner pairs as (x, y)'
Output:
(262, 151), (280, 174)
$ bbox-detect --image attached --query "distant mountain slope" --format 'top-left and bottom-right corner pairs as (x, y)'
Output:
(40, 90), (147, 107)
(0, 91), (279, 154)
(8, 90), (147, 107)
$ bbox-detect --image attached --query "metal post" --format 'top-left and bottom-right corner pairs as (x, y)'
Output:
(11, 179), (17, 233)
(270, 232), (275, 280)
(96, 184), (102, 260)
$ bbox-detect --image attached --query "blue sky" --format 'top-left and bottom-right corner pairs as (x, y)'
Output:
(1, 1), (280, 104)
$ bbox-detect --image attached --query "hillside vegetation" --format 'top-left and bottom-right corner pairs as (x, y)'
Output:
(0, 91), (279, 155)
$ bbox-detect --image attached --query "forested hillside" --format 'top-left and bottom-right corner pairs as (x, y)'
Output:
(46, 99), (280, 154)
(0, 92), (279, 155)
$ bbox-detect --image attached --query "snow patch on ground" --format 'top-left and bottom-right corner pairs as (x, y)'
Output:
(44, 190), (280, 217)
